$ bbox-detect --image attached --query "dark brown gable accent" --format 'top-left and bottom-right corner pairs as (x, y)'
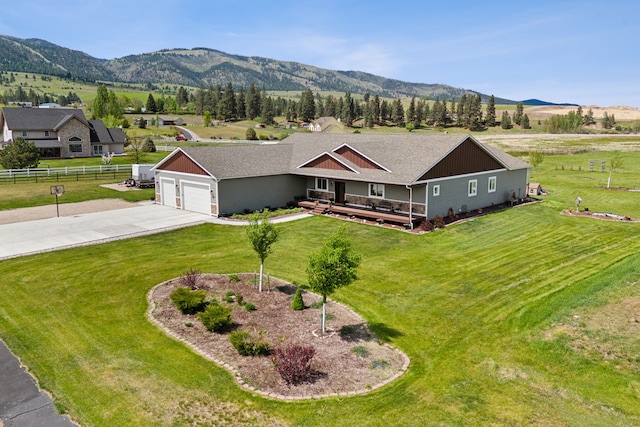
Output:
(419, 138), (503, 180)
(300, 153), (352, 171)
(158, 151), (209, 175)
(334, 145), (384, 170)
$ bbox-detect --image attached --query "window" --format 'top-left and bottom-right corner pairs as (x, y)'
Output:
(69, 144), (83, 153)
(488, 176), (497, 193)
(369, 183), (384, 198)
(93, 145), (103, 155)
(468, 179), (477, 197)
(316, 178), (328, 190)
(433, 184), (440, 197)
(22, 131), (28, 137)
(44, 130), (50, 137)
(69, 136), (82, 142)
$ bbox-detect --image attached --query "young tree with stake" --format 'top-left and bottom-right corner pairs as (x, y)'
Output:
(306, 226), (361, 335)
(246, 210), (279, 292)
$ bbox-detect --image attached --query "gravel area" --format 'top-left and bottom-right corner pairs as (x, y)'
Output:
(0, 199), (145, 225)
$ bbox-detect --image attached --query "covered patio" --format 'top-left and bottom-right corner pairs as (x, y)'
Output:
(297, 200), (415, 228)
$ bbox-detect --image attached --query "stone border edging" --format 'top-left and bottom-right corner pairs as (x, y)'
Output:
(146, 275), (410, 401)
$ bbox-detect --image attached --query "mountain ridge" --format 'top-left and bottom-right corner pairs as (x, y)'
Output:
(0, 34), (551, 105)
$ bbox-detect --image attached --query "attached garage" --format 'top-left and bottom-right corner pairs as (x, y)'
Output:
(181, 181), (212, 215)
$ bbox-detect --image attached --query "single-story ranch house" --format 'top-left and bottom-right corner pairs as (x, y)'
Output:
(0, 107), (126, 158)
(152, 133), (530, 227)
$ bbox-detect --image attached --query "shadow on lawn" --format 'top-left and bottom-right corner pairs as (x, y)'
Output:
(339, 322), (404, 343)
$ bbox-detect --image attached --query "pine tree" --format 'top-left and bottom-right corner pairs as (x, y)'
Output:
(343, 92), (354, 127)
(246, 84), (261, 120)
(485, 95), (496, 127)
(218, 83), (236, 121)
(513, 102), (524, 125)
(392, 98), (404, 126)
(406, 96), (416, 128)
(501, 111), (512, 129)
(146, 93), (157, 113)
(521, 114), (531, 129)
(299, 89), (316, 122)
(236, 86), (246, 119)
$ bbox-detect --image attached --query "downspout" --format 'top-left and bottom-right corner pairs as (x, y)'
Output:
(405, 184), (413, 230)
(214, 178), (221, 217)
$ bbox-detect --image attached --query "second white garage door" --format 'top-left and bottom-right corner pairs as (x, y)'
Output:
(182, 182), (211, 215)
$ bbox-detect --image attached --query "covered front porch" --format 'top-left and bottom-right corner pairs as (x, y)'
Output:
(297, 200), (418, 229)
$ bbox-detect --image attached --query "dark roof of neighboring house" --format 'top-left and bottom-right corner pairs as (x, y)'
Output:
(1, 107), (88, 130)
(87, 120), (126, 144)
(160, 133), (529, 185)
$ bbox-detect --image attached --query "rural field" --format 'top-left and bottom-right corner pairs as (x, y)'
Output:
(0, 140), (639, 426)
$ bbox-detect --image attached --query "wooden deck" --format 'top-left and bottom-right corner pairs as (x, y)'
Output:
(297, 201), (414, 227)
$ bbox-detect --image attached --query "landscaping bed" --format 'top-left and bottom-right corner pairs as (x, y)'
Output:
(563, 209), (636, 222)
(148, 273), (409, 399)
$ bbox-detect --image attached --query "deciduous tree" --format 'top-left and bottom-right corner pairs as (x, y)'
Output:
(246, 209), (279, 292)
(306, 226), (361, 335)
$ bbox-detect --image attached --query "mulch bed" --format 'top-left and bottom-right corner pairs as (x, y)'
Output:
(563, 210), (636, 222)
(148, 274), (409, 400)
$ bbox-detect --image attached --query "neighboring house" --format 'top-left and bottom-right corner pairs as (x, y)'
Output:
(158, 117), (185, 126)
(0, 107), (125, 158)
(310, 117), (331, 132)
(39, 102), (62, 108)
(152, 133), (530, 225)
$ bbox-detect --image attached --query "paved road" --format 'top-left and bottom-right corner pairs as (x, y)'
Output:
(0, 340), (78, 426)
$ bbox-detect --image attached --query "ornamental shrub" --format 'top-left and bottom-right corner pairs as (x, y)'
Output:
(180, 268), (202, 289)
(244, 302), (256, 311)
(170, 287), (208, 314)
(229, 330), (271, 356)
(198, 304), (232, 332)
(291, 287), (304, 310)
(272, 345), (316, 385)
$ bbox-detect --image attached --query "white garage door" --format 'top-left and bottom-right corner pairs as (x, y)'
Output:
(161, 180), (176, 208)
(182, 182), (211, 215)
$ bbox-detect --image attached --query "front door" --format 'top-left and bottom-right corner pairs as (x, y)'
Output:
(335, 181), (346, 204)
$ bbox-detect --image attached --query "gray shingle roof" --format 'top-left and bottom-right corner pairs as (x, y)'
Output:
(182, 144), (293, 179)
(1, 107), (88, 130)
(177, 133), (529, 185)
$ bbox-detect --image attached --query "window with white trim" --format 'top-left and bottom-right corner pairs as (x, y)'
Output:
(369, 183), (384, 198)
(488, 176), (497, 193)
(22, 131), (28, 137)
(44, 130), (50, 137)
(468, 179), (477, 197)
(433, 184), (440, 197)
(69, 144), (83, 153)
(316, 178), (328, 190)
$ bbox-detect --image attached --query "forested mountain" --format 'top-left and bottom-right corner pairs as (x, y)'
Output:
(0, 35), (515, 103)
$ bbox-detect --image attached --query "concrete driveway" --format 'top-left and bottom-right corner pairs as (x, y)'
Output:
(0, 203), (209, 260)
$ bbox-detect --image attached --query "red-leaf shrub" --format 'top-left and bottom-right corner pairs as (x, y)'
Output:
(272, 345), (316, 385)
(181, 268), (202, 289)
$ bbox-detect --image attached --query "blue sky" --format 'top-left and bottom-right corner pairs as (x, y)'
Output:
(1, 0), (637, 107)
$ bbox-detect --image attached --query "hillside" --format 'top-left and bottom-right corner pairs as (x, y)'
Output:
(0, 35), (514, 102)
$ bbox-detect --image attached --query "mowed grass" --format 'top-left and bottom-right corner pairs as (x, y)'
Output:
(1, 148), (640, 425)
(1, 205), (640, 425)
(0, 178), (155, 210)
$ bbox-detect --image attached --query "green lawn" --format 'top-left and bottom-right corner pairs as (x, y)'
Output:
(0, 151), (639, 426)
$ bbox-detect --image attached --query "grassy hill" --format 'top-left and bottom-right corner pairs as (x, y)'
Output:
(0, 35), (515, 102)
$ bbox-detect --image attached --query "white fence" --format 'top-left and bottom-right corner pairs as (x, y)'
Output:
(0, 164), (133, 179)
